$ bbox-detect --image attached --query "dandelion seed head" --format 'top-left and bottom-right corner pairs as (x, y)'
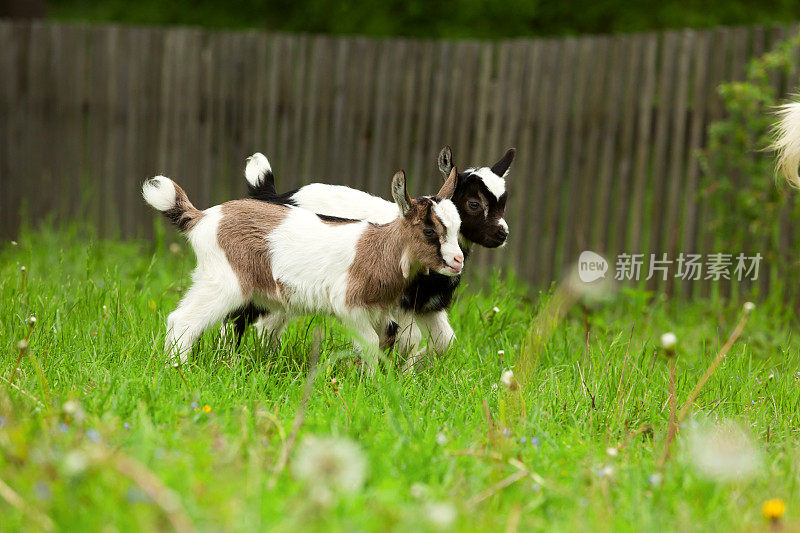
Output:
(743, 301), (755, 314)
(500, 369), (517, 391)
(425, 502), (457, 529)
(596, 465), (614, 478)
(27, 316), (36, 326)
(648, 473), (663, 486)
(660, 332), (677, 353)
(62, 450), (89, 476)
(685, 419), (762, 482)
(435, 432), (448, 446)
(409, 482), (428, 499)
(62, 400), (85, 423)
(16, 339), (28, 353)
(292, 435), (367, 506)
(606, 447), (618, 458)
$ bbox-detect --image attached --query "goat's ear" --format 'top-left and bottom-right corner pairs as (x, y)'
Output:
(438, 146), (454, 178)
(437, 166), (458, 199)
(391, 170), (412, 215)
(490, 148), (516, 178)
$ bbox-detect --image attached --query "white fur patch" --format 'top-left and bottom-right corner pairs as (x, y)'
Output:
(267, 207), (368, 315)
(164, 206), (246, 364)
(292, 184), (399, 224)
(774, 101), (800, 187)
(245, 152), (272, 187)
(142, 176), (176, 211)
(432, 199), (463, 273)
(466, 167), (506, 200)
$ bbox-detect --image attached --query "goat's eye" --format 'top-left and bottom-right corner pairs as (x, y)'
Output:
(423, 228), (436, 238)
(468, 201), (480, 210)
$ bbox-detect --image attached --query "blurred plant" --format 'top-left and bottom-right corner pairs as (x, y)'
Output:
(699, 31), (800, 299)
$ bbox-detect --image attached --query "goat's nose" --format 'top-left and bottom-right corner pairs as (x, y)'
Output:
(453, 255), (464, 266)
(497, 227), (508, 239)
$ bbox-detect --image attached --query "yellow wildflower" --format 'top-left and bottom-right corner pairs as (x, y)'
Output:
(763, 499), (786, 521)
(202, 405), (211, 413)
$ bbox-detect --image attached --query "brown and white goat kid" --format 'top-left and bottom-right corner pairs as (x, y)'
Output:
(142, 170), (463, 371)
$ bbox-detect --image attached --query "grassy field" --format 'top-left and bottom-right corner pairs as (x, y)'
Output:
(1, 222), (799, 532)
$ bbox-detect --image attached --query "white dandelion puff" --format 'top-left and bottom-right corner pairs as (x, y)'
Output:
(684, 419), (762, 482)
(425, 501), (457, 529)
(500, 369), (518, 391)
(292, 435), (367, 506)
(660, 332), (677, 352)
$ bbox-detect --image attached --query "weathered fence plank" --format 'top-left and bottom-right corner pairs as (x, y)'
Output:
(1, 21), (797, 296)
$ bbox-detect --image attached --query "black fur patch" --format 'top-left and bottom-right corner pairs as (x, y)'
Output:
(247, 177), (299, 206)
(227, 304), (267, 347)
(451, 171), (508, 248)
(317, 213), (362, 223)
(399, 249), (470, 313)
(163, 206), (195, 233)
(381, 320), (399, 349)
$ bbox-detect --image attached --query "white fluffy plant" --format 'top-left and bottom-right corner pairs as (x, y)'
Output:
(291, 435), (367, 507)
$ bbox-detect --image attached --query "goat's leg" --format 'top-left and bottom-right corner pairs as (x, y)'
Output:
(416, 310), (455, 355)
(402, 310), (454, 374)
(253, 311), (289, 349)
(340, 310), (381, 376)
(393, 310), (422, 356)
(165, 280), (245, 367)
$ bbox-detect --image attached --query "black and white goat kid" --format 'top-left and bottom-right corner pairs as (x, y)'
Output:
(143, 170), (463, 373)
(232, 147), (514, 368)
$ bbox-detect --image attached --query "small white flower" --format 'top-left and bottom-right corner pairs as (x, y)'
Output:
(27, 316), (36, 326)
(606, 447), (619, 458)
(20, 266), (26, 272)
(660, 332), (677, 352)
(425, 501), (457, 529)
(409, 482), (429, 499)
(497, 349), (505, 356)
(743, 301), (755, 314)
(500, 369), (517, 391)
(492, 306), (500, 313)
(11, 240), (17, 246)
(62, 450), (89, 476)
(648, 473), (662, 486)
(597, 465), (614, 478)
(62, 400), (86, 423)
(435, 432), (448, 446)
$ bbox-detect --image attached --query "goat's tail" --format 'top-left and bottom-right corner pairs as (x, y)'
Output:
(244, 152), (278, 200)
(142, 176), (203, 232)
(773, 101), (800, 188)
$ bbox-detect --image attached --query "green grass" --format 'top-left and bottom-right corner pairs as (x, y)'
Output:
(2, 222), (799, 531)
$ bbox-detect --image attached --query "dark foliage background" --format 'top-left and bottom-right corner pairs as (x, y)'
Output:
(38, 0), (800, 38)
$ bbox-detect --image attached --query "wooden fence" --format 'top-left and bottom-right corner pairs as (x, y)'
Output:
(1, 21), (797, 295)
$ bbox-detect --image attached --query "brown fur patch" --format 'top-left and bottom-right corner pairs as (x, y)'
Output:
(164, 182), (203, 232)
(346, 223), (409, 308)
(217, 200), (287, 297)
(345, 199), (452, 308)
